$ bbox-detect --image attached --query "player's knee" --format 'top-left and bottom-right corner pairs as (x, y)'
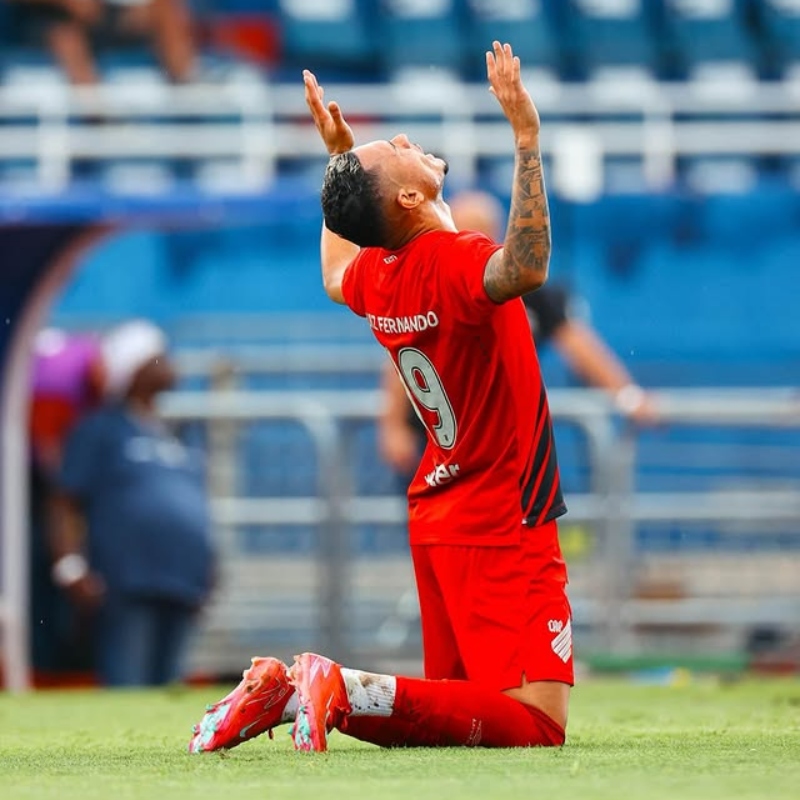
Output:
(521, 699), (568, 746)
(504, 679), (570, 732)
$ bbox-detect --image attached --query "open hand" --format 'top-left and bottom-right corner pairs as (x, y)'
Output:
(303, 70), (355, 156)
(486, 42), (540, 147)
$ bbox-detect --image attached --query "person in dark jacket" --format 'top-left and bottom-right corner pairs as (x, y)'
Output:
(50, 319), (215, 687)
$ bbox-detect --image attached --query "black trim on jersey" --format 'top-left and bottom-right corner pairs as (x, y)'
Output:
(521, 383), (567, 526)
(519, 386), (547, 496)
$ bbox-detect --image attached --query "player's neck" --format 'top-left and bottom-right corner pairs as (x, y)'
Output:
(386, 208), (453, 250)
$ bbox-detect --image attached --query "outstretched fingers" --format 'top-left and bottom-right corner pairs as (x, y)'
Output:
(490, 42), (514, 70)
(303, 70), (327, 120)
(511, 48), (520, 83)
(486, 41), (520, 95)
(302, 69), (356, 154)
(328, 101), (344, 123)
(484, 41), (540, 140)
(497, 41), (513, 72)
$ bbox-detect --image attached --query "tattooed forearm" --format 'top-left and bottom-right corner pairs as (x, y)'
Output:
(484, 145), (551, 303)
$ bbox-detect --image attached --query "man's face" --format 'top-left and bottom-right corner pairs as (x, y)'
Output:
(132, 354), (176, 395)
(355, 135), (449, 200)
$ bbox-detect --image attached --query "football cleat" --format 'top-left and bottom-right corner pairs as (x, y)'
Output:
(288, 652), (352, 752)
(188, 656), (294, 753)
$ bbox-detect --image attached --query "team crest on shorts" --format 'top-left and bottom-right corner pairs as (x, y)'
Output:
(549, 619), (572, 663)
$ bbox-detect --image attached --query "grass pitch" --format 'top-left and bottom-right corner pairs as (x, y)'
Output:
(1, 675), (798, 800)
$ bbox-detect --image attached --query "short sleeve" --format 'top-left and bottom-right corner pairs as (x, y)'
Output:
(436, 231), (503, 323)
(523, 283), (569, 344)
(341, 254), (366, 317)
(58, 414), (103, 499)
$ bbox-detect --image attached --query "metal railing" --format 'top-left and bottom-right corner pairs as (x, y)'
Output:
(0, 74), (798, 193)
(2, 384), (797, 688)
(155, 386), (800, 675)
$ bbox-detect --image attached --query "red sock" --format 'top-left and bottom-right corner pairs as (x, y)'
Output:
(339, 677), (565, 748)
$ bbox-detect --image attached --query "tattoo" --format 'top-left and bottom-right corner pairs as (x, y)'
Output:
(484, 145), (551, 303)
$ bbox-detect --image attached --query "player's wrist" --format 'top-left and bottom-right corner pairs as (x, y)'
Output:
(514, 130), (541, 151)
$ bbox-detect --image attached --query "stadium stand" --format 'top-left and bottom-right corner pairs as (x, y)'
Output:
(660, 0), (762, 80)
(462, 0), (563, 81)
(377, 0), (466, 79)
(1, 0), (799, 683)
(196, 0), (281, 69)
(754, 0), (800, 79)
(564, 0), (662, 81)
(275, 0), (379, 78)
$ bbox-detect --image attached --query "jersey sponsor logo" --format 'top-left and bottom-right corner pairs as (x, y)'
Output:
(424, 463), (461, 487)
(367, 311), (439, 335)
(550, 619), (572, 663)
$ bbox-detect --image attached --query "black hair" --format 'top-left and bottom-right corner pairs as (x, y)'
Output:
(321, 152), (387, 247)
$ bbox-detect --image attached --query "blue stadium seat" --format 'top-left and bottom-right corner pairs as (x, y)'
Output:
(679, 156), (760, 198)
(0, 4), (48, 80)
(660, 0), (761, 79)
(242, 422), (319, 501)
(571, 192), (681, 248)
(564, 0), (662, 79)
(462, 0), (563, 80)
(699, 177), (798, 246)
(377, 0), (465, 78)
(276, 0), (378, 77)
(755, 0), (800, 77)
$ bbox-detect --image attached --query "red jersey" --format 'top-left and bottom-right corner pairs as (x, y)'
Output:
(342, 230), (566, 546)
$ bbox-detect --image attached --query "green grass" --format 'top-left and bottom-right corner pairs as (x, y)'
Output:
(1, 676), (798, 800)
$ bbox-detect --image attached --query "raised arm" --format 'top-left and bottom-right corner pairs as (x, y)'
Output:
(303, 70), (360, 304)
(320, 223), (358, 304)
(483, 42), (551, 304)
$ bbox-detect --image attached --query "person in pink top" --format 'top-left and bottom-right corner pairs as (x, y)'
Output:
(28, 328), (105, 677)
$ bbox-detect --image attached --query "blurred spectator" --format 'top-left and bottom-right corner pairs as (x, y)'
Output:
(49, 319), (216, 687)
(30, 327), (105, 478)
(28, 328), (105, 679)
(9, 0), (198, 85)
(379, 189), (660, 480)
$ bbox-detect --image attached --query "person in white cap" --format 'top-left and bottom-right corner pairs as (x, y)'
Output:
(49, 319), (215, 687)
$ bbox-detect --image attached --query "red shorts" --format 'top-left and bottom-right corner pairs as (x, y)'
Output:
(410, 519), (574, 692)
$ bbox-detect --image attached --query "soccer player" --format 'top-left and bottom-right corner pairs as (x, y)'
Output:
(379, 188), (659, 480)
(190, 41), (571, 753)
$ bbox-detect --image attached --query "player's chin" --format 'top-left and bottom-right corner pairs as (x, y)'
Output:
(431, 153), (449, 175)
